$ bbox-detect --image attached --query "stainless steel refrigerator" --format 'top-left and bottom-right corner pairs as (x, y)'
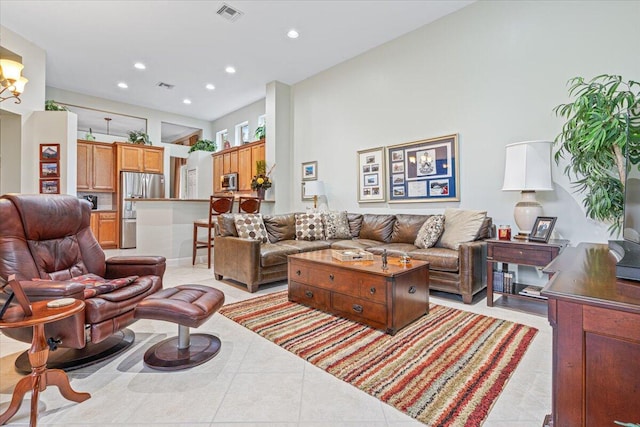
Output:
(120, 171), (164, 248)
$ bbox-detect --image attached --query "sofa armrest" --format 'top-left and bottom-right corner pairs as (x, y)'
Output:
(458, 240), (488, 303)
(213, 236), (261, 288)
(105, 256), (167, 280)
(3, 280), (86, 301)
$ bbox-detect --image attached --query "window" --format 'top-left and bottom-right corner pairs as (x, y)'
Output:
(216, 129), (229, 148)
(235, 121), (249, 145)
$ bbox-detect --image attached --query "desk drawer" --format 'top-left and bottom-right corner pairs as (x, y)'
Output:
(491, 245), (555, 266)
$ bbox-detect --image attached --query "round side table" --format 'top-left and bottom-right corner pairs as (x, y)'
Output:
(0, 299), (91, 427)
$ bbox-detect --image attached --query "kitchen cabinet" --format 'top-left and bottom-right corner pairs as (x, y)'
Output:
(116, 143), (164, 174)
(212, 140), (265, 193)
(90, 211), (118, 249)
(77, 140), (115, 192)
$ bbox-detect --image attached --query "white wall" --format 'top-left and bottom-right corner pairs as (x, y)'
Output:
(211, 98), (265, 149)
(290, 0), (640, 244)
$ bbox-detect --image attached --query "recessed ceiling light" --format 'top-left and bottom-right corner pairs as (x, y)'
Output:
(183, 99), (192, 104)
(118, 82), (128, 89)
(225, 66), (236, 74)
(134, 62), (146, 70)
(287, 29), (299, 39)
(206, 83), (215, 90)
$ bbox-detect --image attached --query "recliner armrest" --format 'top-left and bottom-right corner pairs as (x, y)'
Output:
(105, 256), (167, 279)
(3, 280), (86, 301)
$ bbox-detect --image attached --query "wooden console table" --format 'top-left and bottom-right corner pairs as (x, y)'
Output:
(542, 243), (640, 427)
(0, 299), (90, 427)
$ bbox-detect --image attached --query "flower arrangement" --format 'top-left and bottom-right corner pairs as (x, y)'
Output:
(251, 160), (274, 190)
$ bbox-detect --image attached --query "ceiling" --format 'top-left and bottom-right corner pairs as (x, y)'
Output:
(0, 1), (473, 122)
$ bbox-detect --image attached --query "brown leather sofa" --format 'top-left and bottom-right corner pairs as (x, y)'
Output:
(214, 212), (493, 303)
(0, 194), (166, 369)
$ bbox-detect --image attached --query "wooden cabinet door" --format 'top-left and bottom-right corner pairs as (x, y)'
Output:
(251, 141), (265, 177)
(90, 212), (99, 239)
(238, 146), (253, 191)
(92, 144), (115, 191)
(119, 145), (143, 171)
(143, 147), (163, 173)
(77, 142), (92, 190)
(230, 150), (238, 173)
(222, 152), (232, 174)
(97, 212), (118, 249)
(213, 154), (223, 193)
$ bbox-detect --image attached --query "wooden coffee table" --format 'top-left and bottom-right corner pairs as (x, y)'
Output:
(288, 249), (429, 335)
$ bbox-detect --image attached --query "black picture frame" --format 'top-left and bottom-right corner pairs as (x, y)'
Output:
(529, 216), (557, 243)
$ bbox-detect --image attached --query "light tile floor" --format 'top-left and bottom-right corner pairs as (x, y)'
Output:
(0, 253), (551, 426)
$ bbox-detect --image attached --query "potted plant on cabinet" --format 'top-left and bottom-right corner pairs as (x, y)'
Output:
(127, 129), (152, 145)
(44, 100), (68, 111)
(554, 74), (640, 234)
(188, 139), (217, 153)
(255, 124), (266, 141)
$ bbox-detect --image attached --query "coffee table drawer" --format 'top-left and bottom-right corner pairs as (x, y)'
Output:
(289, 281), (330, 311)
(308, 268), (358, 293)
(288, 261), (310, 283)
(358, 277), (387, 303)
(332, 294), (387, 325)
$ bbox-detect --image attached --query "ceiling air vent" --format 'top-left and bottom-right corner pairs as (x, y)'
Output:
(217, 3), (243, 22)
(156, 82), (175, 90)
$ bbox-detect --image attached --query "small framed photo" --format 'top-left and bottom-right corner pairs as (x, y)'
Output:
(40, 144), (60, 161)
(40, 179), (60, 194)
(529, 216), (557, 243)
(302, 161), (318, 181)
(301, 182), (314, 201)
(357, 147), (386, 203)
(40, 161), (59, 178)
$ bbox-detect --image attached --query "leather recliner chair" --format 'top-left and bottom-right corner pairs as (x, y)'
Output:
(0, 194), (166, 371)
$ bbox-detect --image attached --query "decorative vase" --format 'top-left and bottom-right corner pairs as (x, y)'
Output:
(257, 188), (265, 200)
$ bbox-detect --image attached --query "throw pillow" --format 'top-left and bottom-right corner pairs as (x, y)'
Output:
(414, 215), (445, 249)
(295, 212), (325, 241)
(323, 211), (351, 240)
(234, 214), (268, 244)
(437, 208), (487, 250)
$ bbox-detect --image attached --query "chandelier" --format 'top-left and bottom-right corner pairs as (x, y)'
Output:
(0, 59), (28, 104)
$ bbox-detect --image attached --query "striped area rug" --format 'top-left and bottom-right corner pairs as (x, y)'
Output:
(219, 291), (537, 427)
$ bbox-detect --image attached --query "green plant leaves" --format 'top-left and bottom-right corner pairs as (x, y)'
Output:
(554, 74), (640, 234)
(188, 139), (217, 153)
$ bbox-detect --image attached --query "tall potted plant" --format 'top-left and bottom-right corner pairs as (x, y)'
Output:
(554, 74), (640, 234)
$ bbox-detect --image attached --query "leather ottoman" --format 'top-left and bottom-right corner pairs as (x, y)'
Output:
(134, 284), (225, 370)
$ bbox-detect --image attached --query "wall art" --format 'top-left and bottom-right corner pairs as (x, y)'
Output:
(357, 147), (386, 203)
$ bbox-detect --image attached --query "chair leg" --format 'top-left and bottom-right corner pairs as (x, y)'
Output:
(207, 226), (212, 269)
(192, 223), (197, 265)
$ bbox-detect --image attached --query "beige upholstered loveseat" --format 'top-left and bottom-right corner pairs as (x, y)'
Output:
(213, 210), (493, 303)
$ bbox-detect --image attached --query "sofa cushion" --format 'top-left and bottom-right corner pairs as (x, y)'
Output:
(218, 214), (239, 237)
(263, 213), (296, 243)
(260, 243), (300, 267)
(323, 211), (351, 240)
(359, 214), (395, 242)
(408, 247), (459, 272)
(366, 243), (418, 256)
(415, 214), (445, 249)
(234, 214), (268, 244)
(295, 213), (325, 241)
(391, 214), (430, 243)
(330, 239), (381, 251)
(436, 208), (487, 250)
(347, 213), (363, 238)
(278, 239), (331, 252)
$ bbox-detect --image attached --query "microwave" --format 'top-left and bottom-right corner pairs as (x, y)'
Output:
(221, 173), (238, 191)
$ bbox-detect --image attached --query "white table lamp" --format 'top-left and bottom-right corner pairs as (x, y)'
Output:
(502, 141), (553, 238)
(305, 180), (325, 209)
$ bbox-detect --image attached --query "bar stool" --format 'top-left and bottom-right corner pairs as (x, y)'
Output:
(238, 197), (261, 214)
(193, 196), (234, 268)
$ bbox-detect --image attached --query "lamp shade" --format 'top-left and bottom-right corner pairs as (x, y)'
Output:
(305, 180), (325, 196)
(0, 59), (24, 81)
(502, 141), (553, 191)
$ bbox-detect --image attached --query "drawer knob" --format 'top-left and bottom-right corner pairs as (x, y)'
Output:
(352, 304), (363, 313)
(329, 274), (334, 281)
(296, 270), (301, 276)
(369, 287), (376, 295)
(409, 286), (417, 294)
(304, 290), (313, 298)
